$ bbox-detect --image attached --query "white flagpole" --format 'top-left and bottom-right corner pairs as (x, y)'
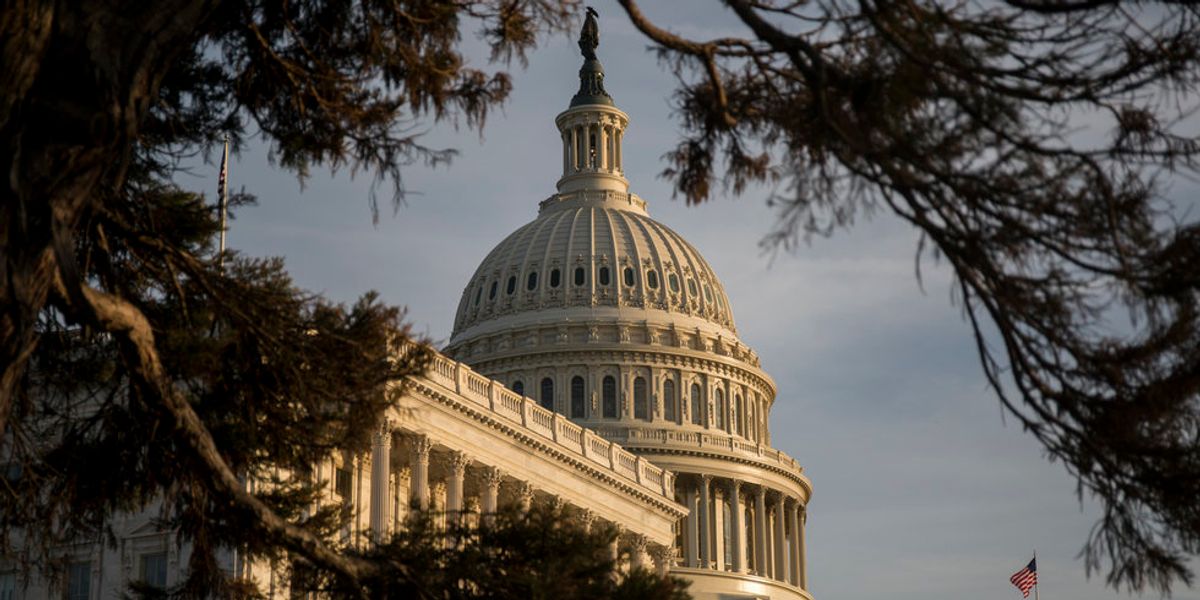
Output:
(1034, 550), (1040, 600)
(218, 134), (229, 271)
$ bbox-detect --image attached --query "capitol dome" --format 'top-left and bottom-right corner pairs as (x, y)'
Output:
(442, 17), (812, 599)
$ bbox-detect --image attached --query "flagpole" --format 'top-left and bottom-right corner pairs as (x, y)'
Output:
(1033, 550), (1040, 600)
(218, 134), (229, 271)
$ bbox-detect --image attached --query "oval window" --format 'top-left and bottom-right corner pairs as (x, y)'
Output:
(646, 271), (659, 289)
(506, 276), (516, 295)
(623, 267), (635, 287)
(599, 266), (611, 286)
(489, 281), (498, 299)
(668, 273), (680, 293)
(550, 268), (561, 288)
(527, 271), (538, 291)
(574, 267), (586, 286)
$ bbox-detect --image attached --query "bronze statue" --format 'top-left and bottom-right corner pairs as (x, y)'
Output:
(579, 6), (599, 60)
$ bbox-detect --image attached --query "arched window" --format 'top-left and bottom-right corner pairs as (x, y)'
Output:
(687, 278), (698, 296)
(474, 285), (483, 306)
(550, 268), (561, 288)
(668, 273), (680, 293)
(633, 377), (648, 421)
(574, 267), (586, 286)
(623, 267), (635, 287)
(704, 284), (714, 303)
(646, 270), (659, 289)
(512, 380), (524, 396)
(571, 376), (586, 418)
(602, 376), (617, 418)
(527, 271), (538, 291)
(690, 383), (702, 425)
(663, 380), (677, 422)
(599, 266), (611, 286)
(489, 280), (498, 300)
(736, 394), (744, 436)
(715, 388), (726, 431)
(506, 276), (517, 295)
(540, 377), (554, 411)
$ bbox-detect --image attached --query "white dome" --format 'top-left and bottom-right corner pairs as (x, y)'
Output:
(448, 189), (738, 349)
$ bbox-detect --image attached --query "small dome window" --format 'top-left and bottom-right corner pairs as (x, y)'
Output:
(474, 285), (483, 306)
(668, 273), (680, 293)
(646, 271), (659, 289)
(489, 281), (498, 299)
(574, 267), (586, 286)
(550, 268), (561, 288)
(506, 276), (516, 295)
(527, 271), (538, 291)
(599, 266), (611, 286)
(623, 267), (635, 287)
(687, 279), (698, 296)
(704, 285), (713, 303)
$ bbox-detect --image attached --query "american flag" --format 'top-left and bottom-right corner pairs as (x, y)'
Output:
(1010, 557), (1038, 598)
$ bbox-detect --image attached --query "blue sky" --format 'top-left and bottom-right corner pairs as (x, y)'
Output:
(185, 3), (1199, 599)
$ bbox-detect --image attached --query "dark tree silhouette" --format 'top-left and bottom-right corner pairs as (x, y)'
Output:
(615, 0), (1200, 593)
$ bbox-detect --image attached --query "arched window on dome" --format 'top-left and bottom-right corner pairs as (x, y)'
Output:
(574, 267), (586, 286)
(633, 377), (648, 421)
(646, 270), (659, 289)
(623, 267), (635, 287)
(489, 281), (498, 300)
(570, 376), (586, 418)
(687, 279), (698, 296)
(602, 376), (617, 418)
(704, 284), (714, 303)
(550, 268), (561, 288)
(506, 276), (516, 295)
(663, 380), (677, 423)
(715, 388), (726, 431)
(527, 271), (538, 291)
(540, 377), (554, 412)
(690, 383), (702, 425)
(668, 273), (680, 293)
(512, 380), (524, 396)
(735, 393), (744, 436)
(599, 266), (611, 286)
(474, 285), (483, 306)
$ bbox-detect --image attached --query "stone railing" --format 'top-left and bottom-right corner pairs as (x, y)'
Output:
(594, 427), (805, 477)
(411, 344), (677, 502)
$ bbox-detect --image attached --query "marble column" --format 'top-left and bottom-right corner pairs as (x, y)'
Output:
(597, 124), (607, 171)
(698, 475), (712, 569)
(610, 527), (623, 579)
(369, 421), (392, 541)
(629, 534), (648, 572)
(799, 505), (808, 589)
(480, 466), (502, 525)
(445, 451), (468, 525)
(728, 480), (745, 573)
(685, 487), (699, 568)
(651, 545), (672, 578)
(754, 485), (767, 576)
(513, 480), (534, 513)
(410, 435), (432, 510)
(788, 501), (802, 587)
(774, 494), (787, 582)
(713, 486), (725, 571)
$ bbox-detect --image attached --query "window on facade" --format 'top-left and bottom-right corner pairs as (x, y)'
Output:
(506, 276), (516, 295)
(474, 285), (483, 306)
(690, 383), (702, 425)
(598, 266), (610, 286)
(633, 377), (648, 421)
(571, 376), (586, 418)
(646, 270), (659, 289)
(66, 561), (90, 600)
(512, 380), (524, 396)
(335, 466), (352, 498)
(602, 376), (617, 418)
(574, 266), (586, 286)
(663, 380), (676, 422)
(140, 552), (168, 589)
(668, 273), (680, 293)
(623, 267), (635, 287)
(704, 284), (714, 303)
(0, 572), (14, 600)
(540, 377), (554, 412)
(550, 268), (561, 288)
(715, 388), (726, 431)
(527, 271), (538, 291)
(687, 279), (698, 296)
(736, 394), (744, 435)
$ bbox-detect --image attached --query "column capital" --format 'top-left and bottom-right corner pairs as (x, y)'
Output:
(480, 465), (504, 488)
(410, 435), (432, 460)
(577, 508), (596, 531)
(512, 480), (535, 503)
(375, 417), (393, 439)
(445, 450), (470, 476)
(755, 483), (768, 499)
